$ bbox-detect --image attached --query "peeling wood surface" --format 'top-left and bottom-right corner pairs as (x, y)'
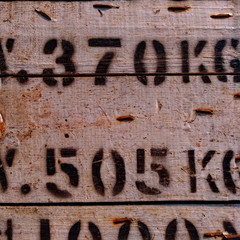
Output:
(0, 206), (238, 239)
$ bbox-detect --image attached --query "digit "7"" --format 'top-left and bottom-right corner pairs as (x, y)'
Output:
(88, 38), (121, 85)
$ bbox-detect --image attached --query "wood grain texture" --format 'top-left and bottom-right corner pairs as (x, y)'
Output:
(0, 0), (238, 75)
(0, 76), (239, 202)
(0, 205), (238, 239)
(0, 0), (239, 202)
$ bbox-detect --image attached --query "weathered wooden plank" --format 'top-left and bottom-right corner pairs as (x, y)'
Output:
(0, 76), (239, 202)
(0, 0), (239, 75)
(0, 205), (239, 239)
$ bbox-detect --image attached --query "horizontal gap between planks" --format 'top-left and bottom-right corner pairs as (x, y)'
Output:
(0, 0), (228, 1)
(1, 72), (240, 78)
(0, 0), (131, 1)
(0, 201), (239, 207)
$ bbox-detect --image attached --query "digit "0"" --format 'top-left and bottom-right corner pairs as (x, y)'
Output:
(134, 40), (167, 86)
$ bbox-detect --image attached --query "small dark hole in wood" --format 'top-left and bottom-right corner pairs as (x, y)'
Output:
(65, 133), (69, 138)
(35, 9), (52, 21)
(195, 108), (214, 115)
(234, 93), (240, 99)
(210, 13), (232, 19)
(116, 115), (135, 122)
(112, 218), (133, 225)
(93, 4), (119, 10)
(235, 156), (240, 163)
(21, 184), (31, 195)
(168, 6), (190, 13)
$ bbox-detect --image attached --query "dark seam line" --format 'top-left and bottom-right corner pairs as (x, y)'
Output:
(0, 0), (129, 1)
(0, 200), (239, 207)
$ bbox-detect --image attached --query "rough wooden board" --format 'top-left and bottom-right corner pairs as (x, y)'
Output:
(0, 76), (239, 202)
(0, 205), (238, 239)
(0, 0), (239, 75)
(0, 0), (239, 202)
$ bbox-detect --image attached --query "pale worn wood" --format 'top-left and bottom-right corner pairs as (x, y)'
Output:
(0, 0), (238, 75)
(0, 3), (239, 240)
(0, 76), (239, 202)
(0, 205), (239, 239)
